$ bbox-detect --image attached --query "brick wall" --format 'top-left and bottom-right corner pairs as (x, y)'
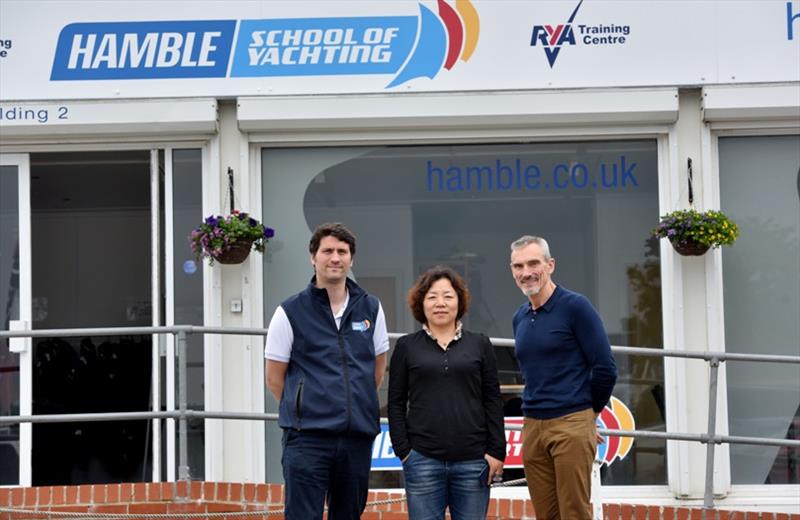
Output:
(0, 482), (797, 520)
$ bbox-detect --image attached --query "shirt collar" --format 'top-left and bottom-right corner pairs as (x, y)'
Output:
(529, 285), (561, 314)
(422, 321), (463, 343)
(332, 290), (350, 321)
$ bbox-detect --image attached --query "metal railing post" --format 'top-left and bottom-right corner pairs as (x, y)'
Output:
(703, 356), (721, 510)
(176, 330), (190, 492)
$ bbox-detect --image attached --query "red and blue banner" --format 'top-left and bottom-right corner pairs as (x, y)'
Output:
(371, 396), (636, 471)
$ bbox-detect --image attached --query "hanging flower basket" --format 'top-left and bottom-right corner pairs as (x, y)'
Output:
(214, 238), (255, 264)
(652, 209), (739, 257)
(668, 237), (710, 256)
(189, 211), (275, 266)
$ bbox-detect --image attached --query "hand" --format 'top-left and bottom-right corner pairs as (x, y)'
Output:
(484, 454), (504, 485)
(595, 415), (605, 444)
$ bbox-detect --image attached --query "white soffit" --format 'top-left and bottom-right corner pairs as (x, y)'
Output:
(237, 88), (679, 133)
(0, 98), (218, 138)
(702, 83), (800, 122)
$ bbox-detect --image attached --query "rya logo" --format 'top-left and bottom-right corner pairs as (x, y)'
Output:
(530, 0), (583, 68)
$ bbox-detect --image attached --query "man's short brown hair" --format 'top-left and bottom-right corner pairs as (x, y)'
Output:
(309, 222), (357, 256)
(407, 265), (471, 325)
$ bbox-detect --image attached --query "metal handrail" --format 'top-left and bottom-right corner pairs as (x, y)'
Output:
(1, 325), (799, 510)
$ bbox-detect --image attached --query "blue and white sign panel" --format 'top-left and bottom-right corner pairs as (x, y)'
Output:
(51, 20), (236, 80)
(230, 17), (417, 77)
(0, 0), (798, 100)
(371, 424), (401, 471)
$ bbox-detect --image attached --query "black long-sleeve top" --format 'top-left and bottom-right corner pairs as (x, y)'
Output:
(387, 329), (506, 462)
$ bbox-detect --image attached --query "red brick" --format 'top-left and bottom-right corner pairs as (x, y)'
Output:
(380, 513), (409, 520)
(390, 494), (405, 512)
(208, 502), (245, 512)
(762, 514), (775, 520)
(94, 484), (108, 504)
(52, 486), (66, 506)
(105, 484), (119, 503)
(634, 504), (648, 520)
(78, 484), (92, 504)
(36, 486), (53, 506)
(243, 483), (256, 501)
(174, 480), (188, 500)
(510, 499), (524, 518)
(21, 487), (35, 506)
(10, 488), (23, 507)
(620, 504), (634, 520)
(118, 483), (133, 502)
(188, 481), (202, 500)
(161, 482), (174, 501)
(131, 482), (145, 501)
(167, 502), (207, 514)
(230, 482), (243, 501)
(498, 497), (511, 518)
(663, 506), (677, 520)
(203, 481), (215, 500)
(0, 488), (10, 507)
(144, 482), (159, 501)
(718, 510), (729, 520)
(130, 503), (169, 514)
(256, 483), (268, 503)
(90, 504), (128, 514)
(50, 505), (90, 512)
(216, 482), (230, 501)
(360, 513), (381, 520)
(269, 483), (283, 503)
(64, 486), (78, 504)
(607, 503), (622, 520)
(776, 514), (790, 520)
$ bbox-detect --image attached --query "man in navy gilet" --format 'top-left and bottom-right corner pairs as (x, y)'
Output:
(509, 235), (617, 520)
(265, 223), (389, 519)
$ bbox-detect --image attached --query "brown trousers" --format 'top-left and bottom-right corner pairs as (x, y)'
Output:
(522, 408), (597, 520)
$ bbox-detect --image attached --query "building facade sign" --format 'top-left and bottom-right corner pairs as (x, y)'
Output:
(0, 0), (798, 101)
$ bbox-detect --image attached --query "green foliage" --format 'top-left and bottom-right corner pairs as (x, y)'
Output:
(652, 209), (739, 249)
(188, 210), (275, 264)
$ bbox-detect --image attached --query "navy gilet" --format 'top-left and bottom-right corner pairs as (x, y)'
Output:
(278, 277), (381, 437)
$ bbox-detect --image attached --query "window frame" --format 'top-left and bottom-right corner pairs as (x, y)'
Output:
(248, 87), (683, 500)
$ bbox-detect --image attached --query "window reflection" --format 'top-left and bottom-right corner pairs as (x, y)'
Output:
(720, 135), (800, 485)
(263, 141), (666, 485)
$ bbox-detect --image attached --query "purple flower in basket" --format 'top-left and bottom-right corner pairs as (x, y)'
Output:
(189, 210), (276, 265)
(652, 208), (739, 253)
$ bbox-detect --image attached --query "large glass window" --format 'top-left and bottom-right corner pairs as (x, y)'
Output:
(719, 135), (800, 485)
(170, 149), (204, 480)
(30, 151), (152, 485)
(262, 141), (665, 485)
(0, 164), (20, 485)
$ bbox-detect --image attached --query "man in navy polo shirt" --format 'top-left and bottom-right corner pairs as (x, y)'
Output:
(265, 222), (389, 520)
(509, 235), (617, 520)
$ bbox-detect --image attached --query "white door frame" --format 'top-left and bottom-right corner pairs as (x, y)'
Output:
(1, 153), (31, 487)
(1, 144), (210, 485)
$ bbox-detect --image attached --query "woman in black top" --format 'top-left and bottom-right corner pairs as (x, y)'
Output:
(388, 266), (506, 520)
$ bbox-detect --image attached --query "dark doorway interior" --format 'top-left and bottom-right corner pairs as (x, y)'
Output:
(30, 151), (153, 485)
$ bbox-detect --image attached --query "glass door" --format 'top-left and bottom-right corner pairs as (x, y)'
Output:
(28, 151), (153, 485)
(0, 153), (32, 487)
(1, 148), (205, 485)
